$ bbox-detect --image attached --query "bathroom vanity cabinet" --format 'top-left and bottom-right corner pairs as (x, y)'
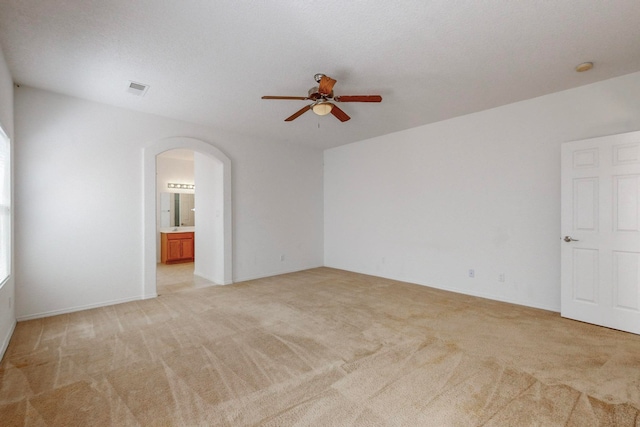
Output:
(160, 232), (194, 264)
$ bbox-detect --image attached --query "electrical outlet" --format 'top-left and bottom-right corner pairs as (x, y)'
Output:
(468, 269), (475, 278)
(280, 254), (285, 262)
(498, 273), (505, 282)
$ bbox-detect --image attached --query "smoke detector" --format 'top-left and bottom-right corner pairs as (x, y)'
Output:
(575, 62), (594, 72)
(127, 81), (149, 97)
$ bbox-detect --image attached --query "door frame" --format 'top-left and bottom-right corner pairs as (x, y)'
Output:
(143, 137), (232, 298)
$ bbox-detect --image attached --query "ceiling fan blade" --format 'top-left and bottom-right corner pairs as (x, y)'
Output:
(318, 75), (337, 95)
(262, 96), (309, 100)
(330, 104), (350, 122)
(285, 105), (311, 121)
(334, 95), (382, 102)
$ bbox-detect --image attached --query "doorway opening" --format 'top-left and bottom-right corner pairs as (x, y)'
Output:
(143, 137), (232, 299)
(156, 149), (199, 294)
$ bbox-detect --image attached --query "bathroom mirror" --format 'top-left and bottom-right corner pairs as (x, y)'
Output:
(160, 192), (195, 227)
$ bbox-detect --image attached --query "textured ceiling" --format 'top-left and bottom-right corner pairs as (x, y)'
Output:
(1, 1), (639, 149)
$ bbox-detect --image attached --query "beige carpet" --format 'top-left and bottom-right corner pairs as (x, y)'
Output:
(1, 267), (639, 426)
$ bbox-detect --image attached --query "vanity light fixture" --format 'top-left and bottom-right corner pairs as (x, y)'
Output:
(167, 183), (195, 190)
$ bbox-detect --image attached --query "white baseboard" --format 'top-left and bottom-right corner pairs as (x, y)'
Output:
(16, 295), (145, 321)
(13, 265), (322, 321)
(233, 264), (324, 283)
(429, 281), (560, 312)
(325, 265), (560, 313)
(0, 319), (16, 361)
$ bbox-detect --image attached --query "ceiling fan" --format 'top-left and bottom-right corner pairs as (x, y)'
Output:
(262, 73), (382, 122)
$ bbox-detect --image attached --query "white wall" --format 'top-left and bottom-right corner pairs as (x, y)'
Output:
(194, 152), (224, 283)
(325, 71), (640, 312)
(14, 86), (324, 319)
(156, 156), (195, 199)
(0, 43), (15, 359)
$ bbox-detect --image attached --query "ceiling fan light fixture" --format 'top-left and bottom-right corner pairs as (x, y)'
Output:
(262, 73), (380, 122)
(312, 102), (333, 116)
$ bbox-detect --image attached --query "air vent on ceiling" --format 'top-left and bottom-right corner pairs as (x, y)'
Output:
(127, 81), (149, 97)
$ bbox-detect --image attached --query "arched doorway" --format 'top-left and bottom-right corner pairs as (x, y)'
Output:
(143, 137), (232, 298)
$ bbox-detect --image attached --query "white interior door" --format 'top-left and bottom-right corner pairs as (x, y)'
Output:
(561, 131), (640, 334)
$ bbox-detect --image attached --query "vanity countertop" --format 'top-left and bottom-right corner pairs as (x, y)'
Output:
(160, 227), (195, 233)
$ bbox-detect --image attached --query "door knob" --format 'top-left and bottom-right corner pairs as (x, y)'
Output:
(563, 236), (579, 242)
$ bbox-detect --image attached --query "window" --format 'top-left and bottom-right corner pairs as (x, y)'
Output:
(0, 126), (9, 286)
